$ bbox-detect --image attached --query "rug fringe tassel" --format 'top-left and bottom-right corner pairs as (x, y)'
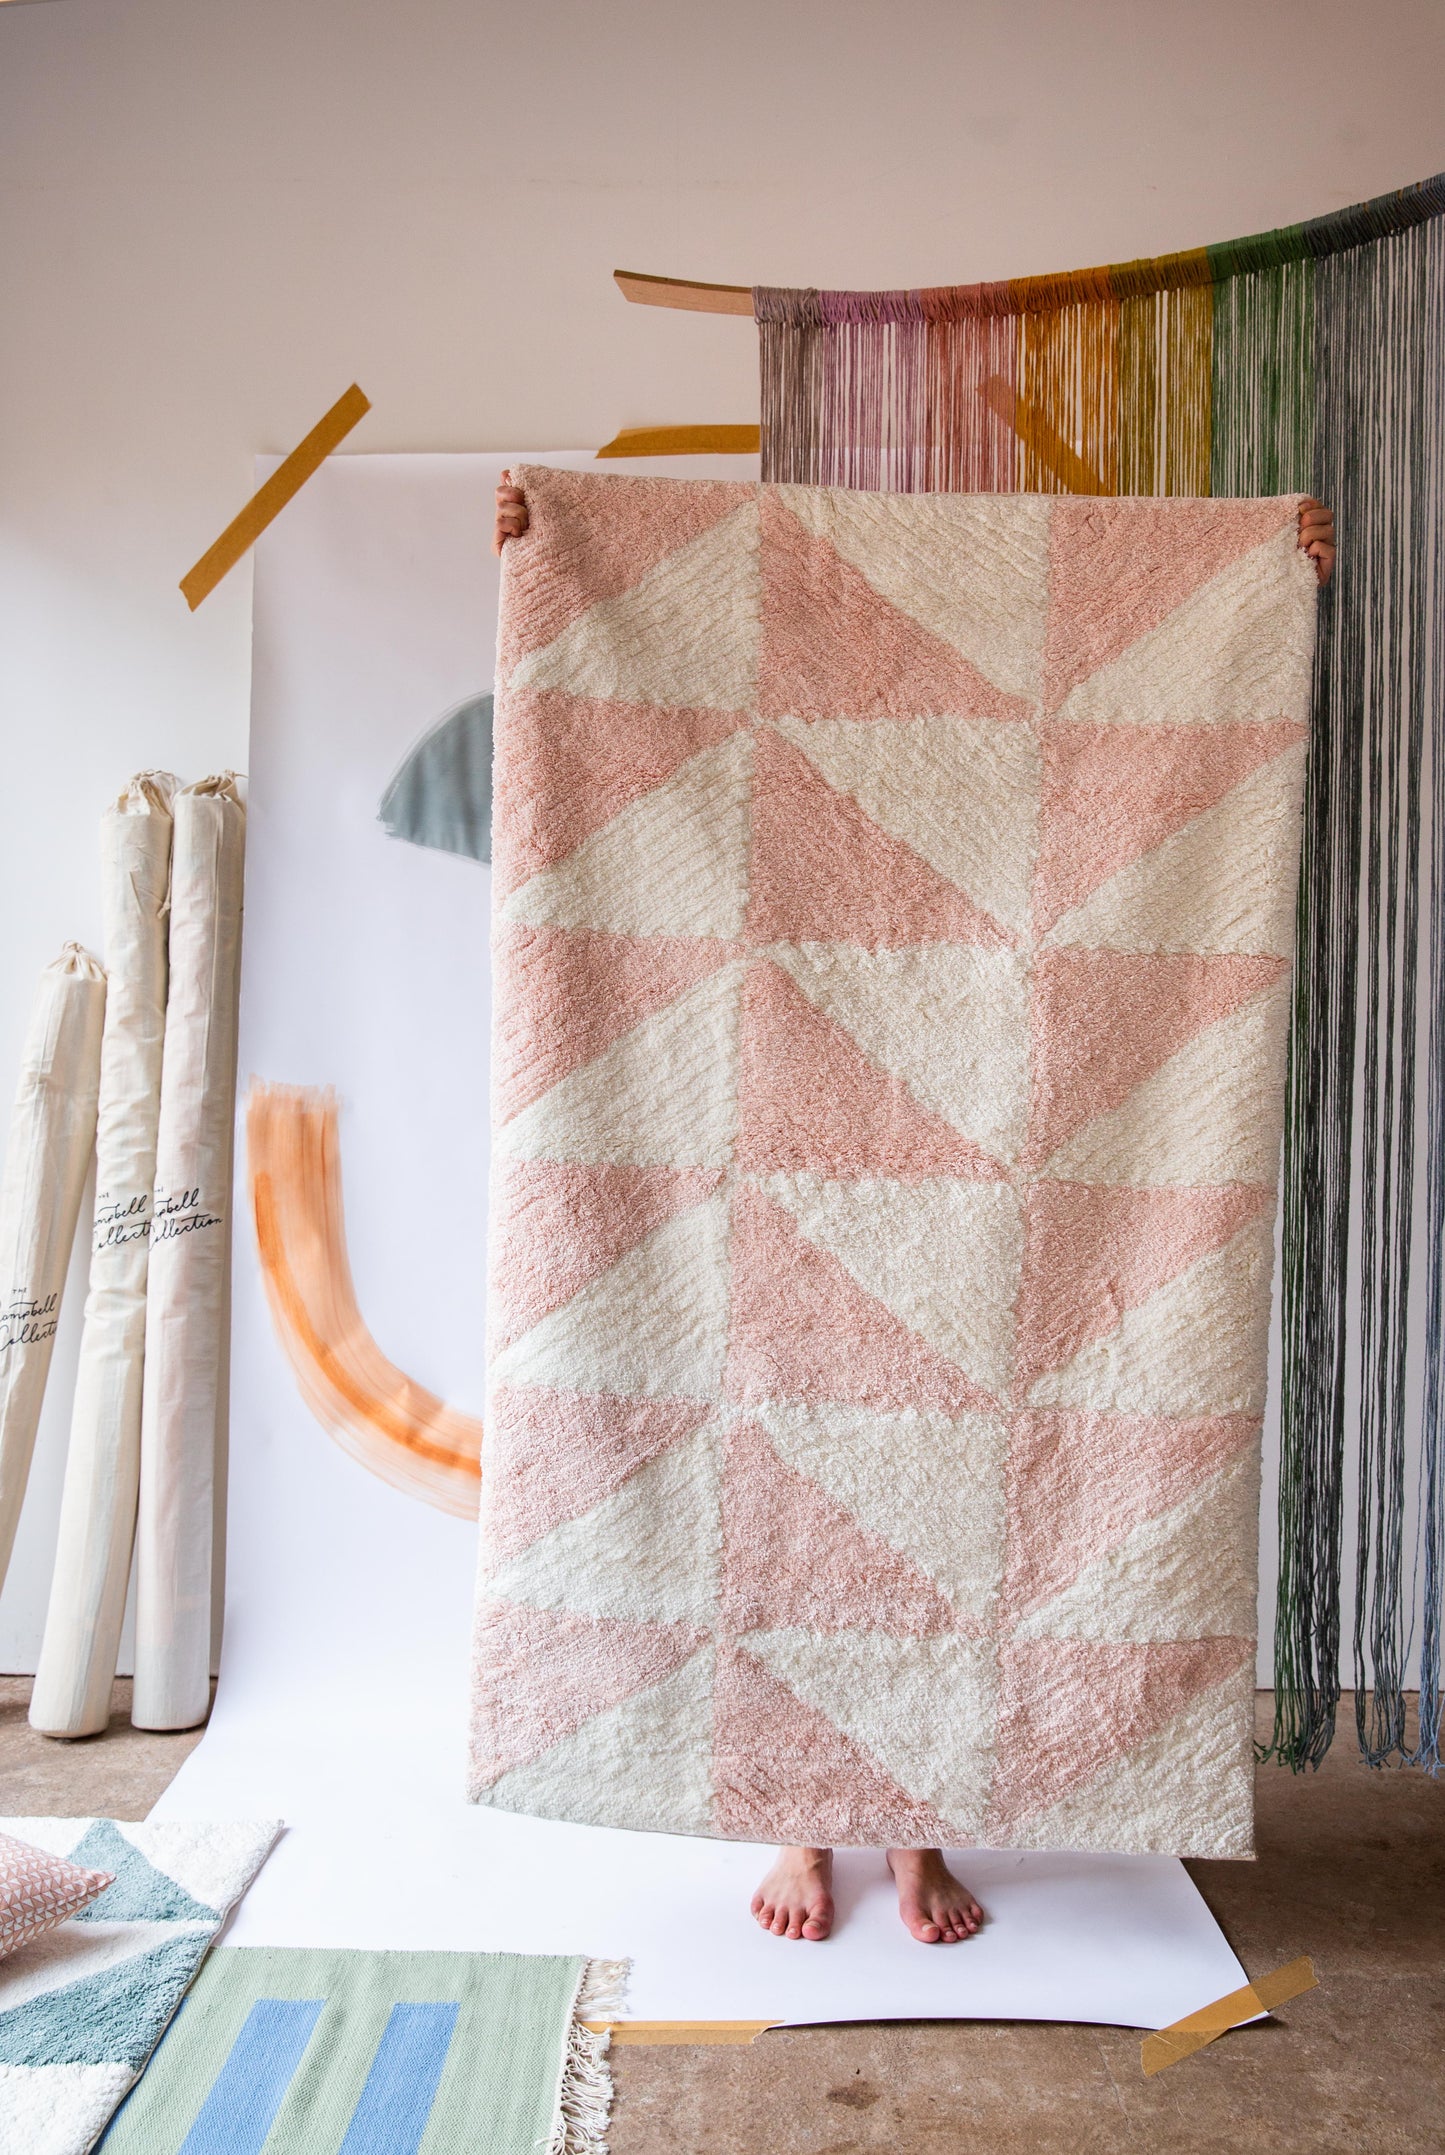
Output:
(551, 1959), (631, 2155)
(575, 1957), (630, 2018)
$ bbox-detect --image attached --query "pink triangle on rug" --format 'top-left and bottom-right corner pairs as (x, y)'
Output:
(720, 1418), (957, 1636)
(490, 1162), (726, 1352)
(712, 1644), (956, 1845)
(736, 960), (1005, 1179)
(1034, 720), (1309, 934)
(494, 689), (747, 898)
(1015, 1182), (1271, 1392)
(724, 1183), (997, 1414)
(484, 1387), (714, 1564)
(470, 1599), (707, 1786)
(988, 1635), (1254, 1834)
(758, 493), (1026, 723)
(1043, 496), (1297, 709)
(493, 924), (742, 1122)
(746, 730), (1011, 949)
(497, 470), (754, 686)
(1025, 949), (1286, 1167)
(1001, 1408), (1261, 1623)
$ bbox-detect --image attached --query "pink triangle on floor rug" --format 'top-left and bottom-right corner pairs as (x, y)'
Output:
(1001, 1408), (1261, 1623)
(494, 690), (746, 898)
(1034, 720), (1309, 933)
(498, 470), (754, 685)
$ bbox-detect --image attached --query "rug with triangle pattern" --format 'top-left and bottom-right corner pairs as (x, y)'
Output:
(470, 466), (1319, 1858)
(0, 1816), (278, 2155)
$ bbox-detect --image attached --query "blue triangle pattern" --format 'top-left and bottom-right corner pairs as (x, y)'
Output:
(0, 1932), (206, 2067)
(68, 1820), (218, 1924)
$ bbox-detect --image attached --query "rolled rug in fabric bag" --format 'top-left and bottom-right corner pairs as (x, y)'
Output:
(31, 774), (176, 1740)
(0, 946), (106, 1596)
(133, 775), (246, 1732)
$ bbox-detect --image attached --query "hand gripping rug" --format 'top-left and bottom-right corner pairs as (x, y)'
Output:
(469, 467), (1318, 1858)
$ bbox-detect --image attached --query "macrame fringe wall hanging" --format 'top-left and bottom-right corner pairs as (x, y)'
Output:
(752, 172), (1445, 1771)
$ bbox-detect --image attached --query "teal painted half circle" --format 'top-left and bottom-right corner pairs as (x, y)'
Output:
(378, 692), (492, 865)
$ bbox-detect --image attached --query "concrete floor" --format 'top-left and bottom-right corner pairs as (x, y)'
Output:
(1, 1682), (1439, 2152)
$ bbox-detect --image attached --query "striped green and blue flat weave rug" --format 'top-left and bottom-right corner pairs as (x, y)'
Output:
(99, 1947), (624, 2155)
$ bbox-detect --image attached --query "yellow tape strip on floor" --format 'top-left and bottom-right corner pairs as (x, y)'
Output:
(596, 424), (762, 458)
(583, 2020), (778, 2046)
(1141, 1955), (1317, 2075)
(179, 382), (371, 610)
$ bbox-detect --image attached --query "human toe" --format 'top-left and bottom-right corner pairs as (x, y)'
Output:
(801, 1894), (833, 1941)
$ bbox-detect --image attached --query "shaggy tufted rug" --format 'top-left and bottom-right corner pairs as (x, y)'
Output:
(470, 467), (1317, 1857)
(0, 1817), (278, 2155)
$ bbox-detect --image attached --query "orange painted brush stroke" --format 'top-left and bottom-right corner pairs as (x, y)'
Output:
(247, 1082), (482, 1518)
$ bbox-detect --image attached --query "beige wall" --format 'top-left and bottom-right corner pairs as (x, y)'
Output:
(1, 0), (1442, 1665)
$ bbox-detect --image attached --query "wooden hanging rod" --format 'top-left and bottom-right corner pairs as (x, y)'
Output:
(614, 269), (754, 316)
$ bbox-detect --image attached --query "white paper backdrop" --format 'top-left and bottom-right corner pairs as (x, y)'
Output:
(155, 451), (1251, 2027)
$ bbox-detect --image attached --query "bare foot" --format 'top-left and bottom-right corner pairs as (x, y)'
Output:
(886, 1849), (982, 1943)
(751, 1846), (834, 1941)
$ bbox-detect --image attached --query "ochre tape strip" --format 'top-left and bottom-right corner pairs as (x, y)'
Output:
(1140, 1955), (1317, 2075)
(977, 374), (1105, 495)
(583, 2020), (778, 2046)
(596, 424), (761, 459)
(613, 269), (755, 316)
(179, 382), (371, 610)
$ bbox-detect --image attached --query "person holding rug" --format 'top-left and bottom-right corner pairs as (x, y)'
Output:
(495, 479), (1336, 582)
(492, 476), (1336, 1946)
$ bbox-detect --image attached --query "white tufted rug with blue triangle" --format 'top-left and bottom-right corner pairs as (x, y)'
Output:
(0, 1817), (278, 2155)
